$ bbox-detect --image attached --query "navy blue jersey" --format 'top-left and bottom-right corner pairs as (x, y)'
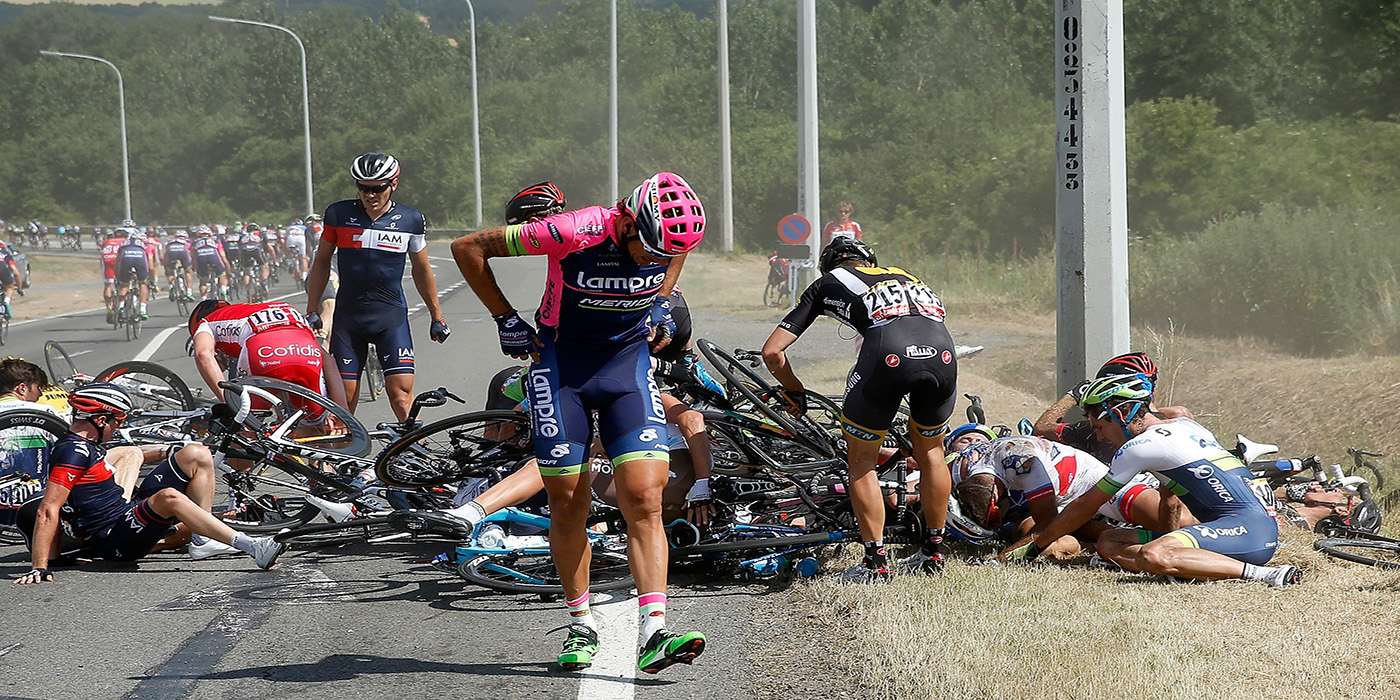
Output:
(321, 199), (427, 308)
(47, 433), (127, 538)
(118, 242), (148, 265)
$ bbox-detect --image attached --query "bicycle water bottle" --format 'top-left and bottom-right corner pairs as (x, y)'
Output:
(749, 555), (788, 578)
(477, 523), (506, 549)
(795, 556), (820, 578)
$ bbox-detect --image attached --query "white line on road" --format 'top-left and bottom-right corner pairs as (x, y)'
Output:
(135, 326), (182, 361)
(0, 642), (20, 658)
(10, 305), (106, 327)
(577, 592), (638, 700)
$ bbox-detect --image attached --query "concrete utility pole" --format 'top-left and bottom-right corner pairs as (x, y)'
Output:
(717, 0), (734, 251)
(1055, 0), (1129, 393)
(797, 0), (820, 282)
(464, 0), (482, 228)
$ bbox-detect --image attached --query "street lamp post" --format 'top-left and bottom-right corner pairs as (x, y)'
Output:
(209, 16), (315, 217)
(609, 0), (618, 201)
(464, 0), (482, 228)
(41, 50), (131, 222)
(717, 0), (733, 251)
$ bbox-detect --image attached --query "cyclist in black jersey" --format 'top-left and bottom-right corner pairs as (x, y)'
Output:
(761, 238), (958, 581)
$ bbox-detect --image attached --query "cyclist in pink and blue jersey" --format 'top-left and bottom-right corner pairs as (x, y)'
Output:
(451, 172), (707, 675)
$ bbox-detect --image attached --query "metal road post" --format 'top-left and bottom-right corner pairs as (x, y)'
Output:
(41, 51), (131, 222)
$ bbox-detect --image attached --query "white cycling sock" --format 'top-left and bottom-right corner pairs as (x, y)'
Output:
(229, 532), (258, 555)
(567, 591), (597, 631)
(445, 500), (487, 528)
(639, 592), (667, 640)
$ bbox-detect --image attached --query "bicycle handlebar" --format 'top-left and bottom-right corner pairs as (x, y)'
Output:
(217, 380), (281, 424)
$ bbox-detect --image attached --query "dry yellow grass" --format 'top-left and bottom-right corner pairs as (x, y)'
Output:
(678, 253), (1400, 700)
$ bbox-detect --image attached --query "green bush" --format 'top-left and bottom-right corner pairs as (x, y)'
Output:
(1132, 205), (1400, 355)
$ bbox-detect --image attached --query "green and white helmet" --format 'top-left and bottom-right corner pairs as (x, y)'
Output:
(1078, 372), (1154, 425)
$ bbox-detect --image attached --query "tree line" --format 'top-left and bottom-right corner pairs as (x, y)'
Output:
(3, 0), (1400, 259)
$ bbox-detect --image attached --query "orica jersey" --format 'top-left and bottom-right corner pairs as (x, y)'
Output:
(1099, 417), (1265, 521)
(321, 199), (427, 308)
(505, 206), (667, 345)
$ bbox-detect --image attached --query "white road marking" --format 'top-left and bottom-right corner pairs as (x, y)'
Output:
(135, 326), (182, 361)
(0, 643), (20, 658)
(10, 305), (106, 327)
(577, 591), (638, 700)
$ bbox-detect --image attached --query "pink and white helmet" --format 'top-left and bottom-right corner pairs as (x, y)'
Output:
(622, 171), (705, 258)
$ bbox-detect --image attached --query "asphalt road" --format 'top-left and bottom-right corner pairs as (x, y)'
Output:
(0, 242), (795, 700)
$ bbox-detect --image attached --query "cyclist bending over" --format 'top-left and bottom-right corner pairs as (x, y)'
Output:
(762, 238), (958, 581)
(451, 172), (707, 674)
(1003, 373), (1301, 587)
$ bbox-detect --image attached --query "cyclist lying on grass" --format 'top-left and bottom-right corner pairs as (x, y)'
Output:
(1003, 373), (1301, 587)
(943, 425), (1196, 559)
(15, 383), (285, 584)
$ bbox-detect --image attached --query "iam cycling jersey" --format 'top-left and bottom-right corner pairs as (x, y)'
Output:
(193, 302), (325, 395)
(950, 436), (1157, 526)
(1100, 417), (1279, 564)
(781, 265), (957, 442)
(321, 199), (426, 379)
(504, 206), (667, 346)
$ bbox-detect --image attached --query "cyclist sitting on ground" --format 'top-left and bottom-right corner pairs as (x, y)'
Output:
(1034, 352), (1192, 464)
(761, 237), (958, 581)
(163, 230), (197, 301)
(451, 171), (707, 674)
(114, 228), (155, 320)
(1003, 373), (1301, 587)
(944, 426), (1193, 560)
(187, 299), (348, 410)
(305, 153), (451, 422)
(14, 383), (286, 584)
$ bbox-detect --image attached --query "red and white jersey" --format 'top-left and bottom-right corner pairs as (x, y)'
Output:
(193, 302), (317, 368)
(101, 237), (126, 263)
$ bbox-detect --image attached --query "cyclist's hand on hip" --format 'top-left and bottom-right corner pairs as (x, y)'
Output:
(494, 310), (542, 362)
(429, 318), (451, 344)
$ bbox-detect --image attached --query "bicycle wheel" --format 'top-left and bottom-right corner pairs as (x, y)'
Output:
(696, 339), (836, 457)
(374, 410), (533, 488)
(0, 314), (8, 346)
(227, 376), (372, 458)
(1315, 534), (1400, 570)
(96, 361), (197, 412)
(704, 413), (841, 475)
(364, 346), (384, 402)
(762, 282), (782, 307)
(44, 340), (81, 387)
(0, 409), (70, 545)
(274, 513), (396, 544)
(457, 549), (635, 594)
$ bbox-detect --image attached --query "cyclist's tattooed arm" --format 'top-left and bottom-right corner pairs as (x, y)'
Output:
(451, 227), (515, 317)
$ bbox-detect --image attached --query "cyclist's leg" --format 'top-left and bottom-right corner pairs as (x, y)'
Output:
(328, 315), (368, 414)
(1100, 509), (1279, 579)
(374, 315), (416, 421)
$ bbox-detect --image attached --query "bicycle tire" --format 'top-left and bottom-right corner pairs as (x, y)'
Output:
(672, 527), (842, 556)
(0, 315), (8, 346)
(227, 376), (372, 458)
(0, 408), (70, 436)
(374, 410), (533, 488)
(273, 513), (395, 544)
(214, 478), (320, 535)
(696, 339), (836, 457)
(44, 340), (80, 387)
(96, 361), (197, 412)
(703, 413), (841, 475)
(457, 549), (635, 594)
(365, 345), (384, 402)
(1315, 534), (1400, 570)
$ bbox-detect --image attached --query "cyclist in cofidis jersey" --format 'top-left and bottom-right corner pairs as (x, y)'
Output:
(304, 153), (451, 422)
(187, 299), (347, 410)
(100, 230), (128, 321)
(761, 237), (958, 582)
(450, 171), (707, 675)
(1003, 373), (1302, 587)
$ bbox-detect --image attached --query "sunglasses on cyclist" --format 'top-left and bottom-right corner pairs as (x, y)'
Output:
(356, 181), (392, 194)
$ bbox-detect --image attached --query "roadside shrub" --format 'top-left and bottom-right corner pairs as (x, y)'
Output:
(1132, 205), (1400, 355)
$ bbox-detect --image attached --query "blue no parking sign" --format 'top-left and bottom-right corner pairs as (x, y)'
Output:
(777, 214), (811, 244)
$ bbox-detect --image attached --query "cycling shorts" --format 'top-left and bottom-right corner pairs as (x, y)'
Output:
(591, 424), (692, 513)
(163, 250), (193, 274)
(117, 260), (150, 285)
(241, 250), (266, 269)
(841, 315), (957, 443)
(528, 331), (669, 477)
(0, 264), (12, 287)
(196, 256), (226, 278)
(329, 304), (415, 381)
(1150, 508), (1279, 566)
(245, 327), (327, 420)
(285, 236), (307, 256)
(102, 256), (118, 283)
(83, 454), (189, 562)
